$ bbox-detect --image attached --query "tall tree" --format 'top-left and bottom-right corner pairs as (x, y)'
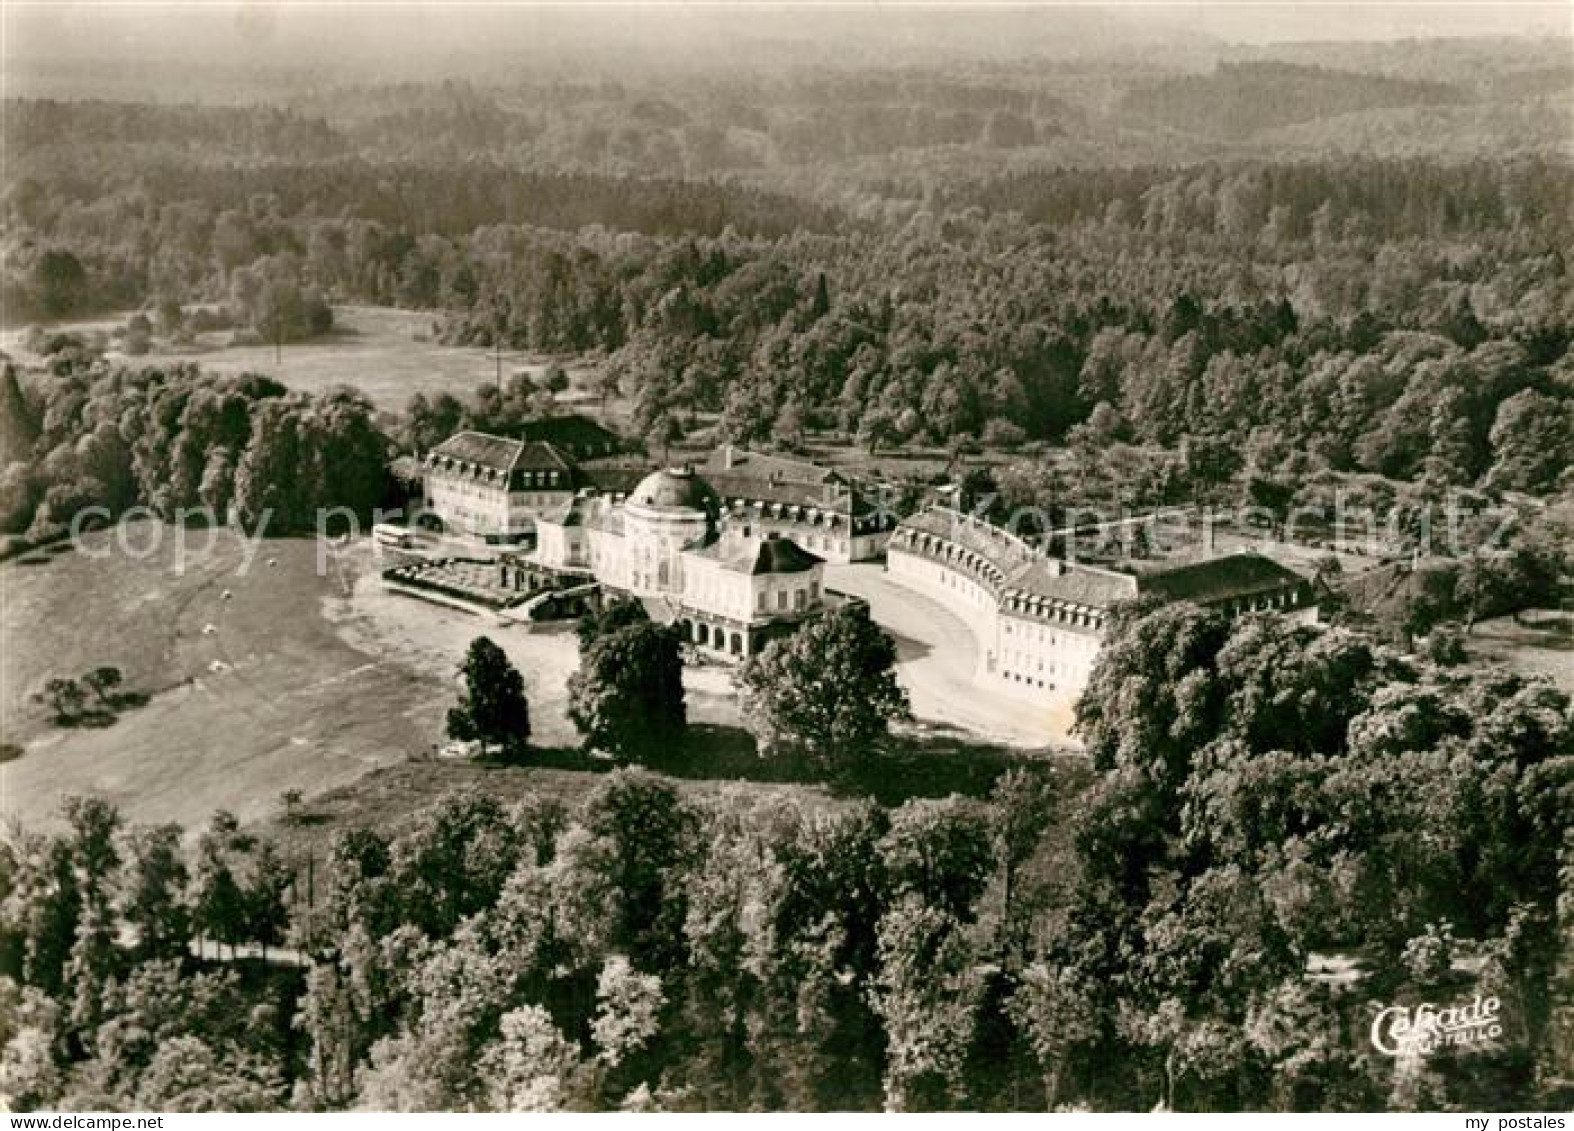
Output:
(447, 636), (531, 756)
(736, 605), (910, 774)
(120, 823), (190, 961)
(568, 622), (686, 762)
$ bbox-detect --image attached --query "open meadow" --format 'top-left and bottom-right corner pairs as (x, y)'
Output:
(1, 305), (603, 412)
(0, 522), (745, 832)
(1, 524), (440, 830)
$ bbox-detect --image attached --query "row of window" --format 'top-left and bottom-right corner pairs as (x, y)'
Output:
(1001, 650), (1085, 677)
(756, 584), (816, 613)
(431, 466), (565, 490)
(1002, 621), (1093, 645)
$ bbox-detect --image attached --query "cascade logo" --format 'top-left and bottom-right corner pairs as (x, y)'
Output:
(1370, 994), (1503, 1057)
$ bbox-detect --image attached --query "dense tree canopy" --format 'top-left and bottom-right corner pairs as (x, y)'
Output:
(736, 605), (911, 774)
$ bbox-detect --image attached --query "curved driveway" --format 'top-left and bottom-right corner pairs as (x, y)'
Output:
(824, 563), (1077, 749)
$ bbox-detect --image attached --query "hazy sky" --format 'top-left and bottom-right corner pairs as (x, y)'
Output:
(5, 2), (1569, 80)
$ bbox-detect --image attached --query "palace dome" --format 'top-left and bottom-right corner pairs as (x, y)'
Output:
(628, 466), (720, 513)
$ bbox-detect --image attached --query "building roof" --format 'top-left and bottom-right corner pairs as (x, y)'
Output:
(694, 534), (823, 575)
(514, 441), (575, 472)
(629, 467), (720, 512)
(537, 492), (600, 529)
(698, 445), (877, 515)
(742, 535), (823, 575)
(697, 445), (841, 485)
(430, 430), (525, 471)
(578, 464), (648, 496)
(518, 414), (622, 455)
(900, 506), (1308, 619)
(1005, 560), (1139, 608)
(899, 507), (1038, 574)
(388, 455), (425, 484)
(1136, 553), (1308, 605)
(427, 431), (573, 475)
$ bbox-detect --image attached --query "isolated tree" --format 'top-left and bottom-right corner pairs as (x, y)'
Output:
(567, 622), (686, 762)
(133, 1035), (283, 1112)
(60, 796), (124, 1035)
(878, 799), (995, 922)
(645, 411), (684, 466)
(857, 407), (900, 455)
(1244, 475), (1296, 537)
(736, 605), (910, 773)
(1484, 389), (1574, 494)
(981, 418), (1027, 451)
(1182, 434), (1244, 505)
(447, 636), (531, 755)
(479, 1005), (585, 1112)
(580, 771), (699, 970)
(31, 249), (87, 317)
(1008, 962), (1101, 1108)
(776, 400), (807, 447)
(870, 895), (986, 1110)
(543, 365), (571, 395)
(591, 954), (665, 1068)
(989, 767), (1057, 927)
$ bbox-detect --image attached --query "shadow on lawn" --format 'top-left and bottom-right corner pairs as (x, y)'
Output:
(485, 722), (1058, 806)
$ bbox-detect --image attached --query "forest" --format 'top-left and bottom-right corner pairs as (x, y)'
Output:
(1, 607), (1569, 1110)
(3, 141), (1571, 549)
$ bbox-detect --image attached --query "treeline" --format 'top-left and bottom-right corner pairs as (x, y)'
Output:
(4, 99), (344, 162)
(1121, 61), (1466, 138)
(2, 607), (1568, 1110)
(950, 157), (1572, 244)
(0, 362), (390, 539)
(4, 102), (1570, 503)
(1, 158), (844, 324)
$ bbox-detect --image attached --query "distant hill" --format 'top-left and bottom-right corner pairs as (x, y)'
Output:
(1121, 60), (1467, 138)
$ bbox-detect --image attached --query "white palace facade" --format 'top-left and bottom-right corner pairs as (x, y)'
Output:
(888, 506), (1318, 705)
(528, 466), (834, 661)
(424, 431), (895, 562)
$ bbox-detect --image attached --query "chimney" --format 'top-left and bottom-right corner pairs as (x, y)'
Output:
(723, 444), (736, 470)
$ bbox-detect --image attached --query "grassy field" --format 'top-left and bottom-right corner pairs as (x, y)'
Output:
(0, 524), (440, 831)
(1466, 610), (1573, 693)
(1, 306), (602, 412)
(0, 522), (757, 833)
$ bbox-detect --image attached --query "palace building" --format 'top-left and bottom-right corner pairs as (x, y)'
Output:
(422, 431), (579, 542)
(532, 466), (833, 661)
(888, 506), (1317, 703)
(423, 431), (894, 562)
(694, 445), (895, 564)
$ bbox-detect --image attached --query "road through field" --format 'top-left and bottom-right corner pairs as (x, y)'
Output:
(823, 563), (1076, 749)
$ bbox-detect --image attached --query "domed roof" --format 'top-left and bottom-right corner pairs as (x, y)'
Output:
(628, 466), (720, 513)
